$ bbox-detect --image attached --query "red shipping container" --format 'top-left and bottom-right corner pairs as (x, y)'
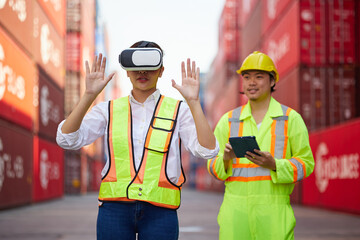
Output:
(327, 0), (355, 65)
(299, 0), (327, 66)
(303, 118), (360, 214)
(33, 136), (64, 202)
(37, 0), (66, 37)
(64, 150), (81, 194)
(327, 66), (356, 126)
(261, 0), (292, 36)
(241, 1), (262, 60)
(37, 71), (64, 140)
(32, 0), (65, 89)
(66, 33), (81, 72)
(262, 1), (300, 78)
(0, 0), (34, 55)
(0, 27), (36, 130)
(80, 0), (95, 77)
(0, 119), (33, 209)
(238, 0), (259, 28)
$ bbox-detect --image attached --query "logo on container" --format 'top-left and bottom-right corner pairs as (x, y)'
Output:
(0, 0), (27, 22)
(40, 24), (60, 67)
(0, 137), (24, 192)
(0, 44), (26, 101)
(40, 148), (60, 190)
(266, 0), (279, 19)
(40, 85), (60, 126)
(315, 142), (359, 193)
(267, 33), (290, 65)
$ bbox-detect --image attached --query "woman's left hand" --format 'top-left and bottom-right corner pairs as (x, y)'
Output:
(172, 58), (200, 103)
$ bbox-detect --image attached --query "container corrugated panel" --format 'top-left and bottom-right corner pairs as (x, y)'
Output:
(261, 0), (300, 78)
(37, 0), (66, 37)
(238, 0), (260, 28)
(303, 118), (360, 214)
(64, 150), (81, 194)
(299, 0), (327, 66)
(37, 71), (64, 140)
(261, 0), (292, 36)
(300, 67), (328, 131)
(32, 0), (65, 89)
(0, 0), (34, 56)
(80, 0), (95, 76)
(66, 0), (81, 32)
(327, 0), (355, 65)
(241, 1), (262, 60)
(66, 33), (81, 72)
(64, 72), (81, 117)
(327, 66), (356, 126)
(0, 27), (36, 130)
(33, 136), (64, 202)
(0, 119), (33, 209)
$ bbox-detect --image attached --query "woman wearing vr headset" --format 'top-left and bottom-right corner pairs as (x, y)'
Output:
(56, 41), (219, 240)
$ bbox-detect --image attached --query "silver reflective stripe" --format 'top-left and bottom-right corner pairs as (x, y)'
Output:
(272, 105), (289, 159)
(289, 158), (305, 181)
(229, 106), (242, 137)
(232, 166), (270, 177)
(208, 158), (217, 178)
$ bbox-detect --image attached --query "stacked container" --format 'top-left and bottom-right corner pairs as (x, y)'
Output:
(0, 0), (66, 208)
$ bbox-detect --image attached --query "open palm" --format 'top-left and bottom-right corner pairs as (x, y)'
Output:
(172, 59), (200, 103)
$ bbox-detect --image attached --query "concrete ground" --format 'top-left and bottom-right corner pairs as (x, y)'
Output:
(0, 188), (359, 239)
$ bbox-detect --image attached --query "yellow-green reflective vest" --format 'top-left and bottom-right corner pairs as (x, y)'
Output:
(99, 95), (185, 209)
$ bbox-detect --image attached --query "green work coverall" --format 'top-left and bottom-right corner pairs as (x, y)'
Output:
(208, 97), (315, 240)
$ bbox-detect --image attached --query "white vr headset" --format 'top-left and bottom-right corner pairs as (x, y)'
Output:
(119, 47), (163, 71)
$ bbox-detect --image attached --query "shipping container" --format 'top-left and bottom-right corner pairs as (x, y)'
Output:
(0, 119), (33, 209)
(64, 72), (81, 117)
(327, 0), (355, 65)
(37, 0), (66, 37)
(64, 150), (81, 194)
(0, 27), (36, 130)
(88, 159), (103, 192)
(261, 0), (292, 37)
(66, 32), (81, 72)
(80, 0), (95, 76)
(37, 71), (64, 140)
(303, 118), (360, 214)
(32, 0), (65, 89)
(0, 0), (34, 56)
(33, 136), (64, 202)
(66, 0), (81, 32)
(238, 0), (259, 28)
(262, 0), (300, 78)
(241, 1), (262, 60)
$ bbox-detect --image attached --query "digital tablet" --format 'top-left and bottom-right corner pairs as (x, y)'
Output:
(228, 136), (260, 158)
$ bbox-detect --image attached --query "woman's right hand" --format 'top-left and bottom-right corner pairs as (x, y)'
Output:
(223, 143), (236, 161)
(85, 53), (115, 97)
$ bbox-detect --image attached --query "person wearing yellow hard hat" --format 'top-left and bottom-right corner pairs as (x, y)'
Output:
(207, 51), (314, 239)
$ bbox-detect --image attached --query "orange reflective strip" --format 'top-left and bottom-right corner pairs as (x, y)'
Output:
(232, 163), (259, 168)
(134, 150), (148, 184)
(289, 160), (297, 182)
(158, 153), (179, 190)
(238, 106), (244, 136)
(227, 175), (271, 182)
(155, 95), (164, 116)
(270, 120), (276, 156)
(211, 157), (222, 180)
(294, 157), (307, 178)
(282, 108), (292, 158)
(103, 101), (117, 182)
(128, 99), (136, 180)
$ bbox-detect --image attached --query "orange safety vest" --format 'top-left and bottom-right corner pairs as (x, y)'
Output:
(99, 95), (185, 209)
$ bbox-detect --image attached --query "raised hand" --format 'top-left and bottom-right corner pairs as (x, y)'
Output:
(85, 53), (115, 97)
(171, 58), (200, 103)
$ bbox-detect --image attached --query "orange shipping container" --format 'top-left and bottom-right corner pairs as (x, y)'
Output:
(0, 27), (36, 130)
(32, 0), (65, 89)
(37, 0), (66, 37)
(0, 0), (34, 55)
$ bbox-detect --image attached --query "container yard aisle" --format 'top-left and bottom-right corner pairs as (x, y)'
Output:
(0, 188), (360, 240)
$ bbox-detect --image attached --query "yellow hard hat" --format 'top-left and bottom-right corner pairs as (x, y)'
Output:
(236, 51), (279, 82)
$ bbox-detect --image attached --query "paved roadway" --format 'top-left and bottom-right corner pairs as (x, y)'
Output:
(0, 188), (360, 240)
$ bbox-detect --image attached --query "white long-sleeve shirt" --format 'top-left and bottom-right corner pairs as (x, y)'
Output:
(56, 90), (219, 184)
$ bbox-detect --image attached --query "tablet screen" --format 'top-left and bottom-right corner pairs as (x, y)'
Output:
(229, 136), (260, 158)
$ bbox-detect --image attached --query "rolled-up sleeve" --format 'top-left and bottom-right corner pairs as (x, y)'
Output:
(56, 102), (108, 150)
(178, 103), (219, 159)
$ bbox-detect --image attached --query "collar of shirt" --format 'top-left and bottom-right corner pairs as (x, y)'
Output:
(129, 89), (161, 105)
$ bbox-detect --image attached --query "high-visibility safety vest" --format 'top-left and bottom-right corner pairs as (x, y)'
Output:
(99, 95), (185, 209)
(207, 97), (314, 240)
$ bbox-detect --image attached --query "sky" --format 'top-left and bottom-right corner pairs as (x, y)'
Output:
(98, 0), (226, 100)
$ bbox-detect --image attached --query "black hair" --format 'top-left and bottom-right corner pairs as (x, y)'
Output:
(130, 41), (164, 55)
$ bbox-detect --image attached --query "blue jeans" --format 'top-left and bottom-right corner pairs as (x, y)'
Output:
(96, 201), (179, 240)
